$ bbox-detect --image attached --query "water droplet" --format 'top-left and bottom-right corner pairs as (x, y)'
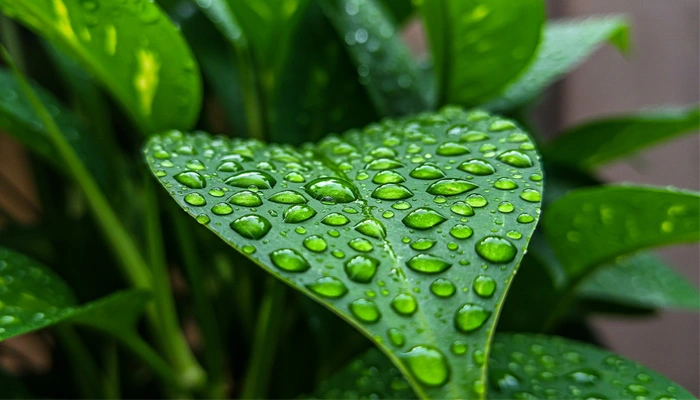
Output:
(451, 341), (468, 355)
(354, 218), (386, 239)
(230, 215), (271, 239)
(268, 190), (307, 204)
(410, 163), (446, 180)
(497, 150), (533, 168)
(406, 254), (452, 274)
(224, 171), (277, 189)
(450, 225), (473, 239)
(517, 213), (534, 224)
(520, 189), (541, 202)
(388, 328), (405, 347)
(349, 298), (381, 323)
(304, 178), (359, 203)
(229, 190), (263, 207)
(454, 303), (491, 332)
(391, 293), (418, 316)
(506, 230), (522, 239)
(427, 179), (478, 196)
(450, 201), (475, 216)
(174, 171), (206, 189)
(372, 170), (405, 184)
(430, 278), (456, 297)
(356, 171), (370, 181)
(411, 239), (436, 251)
(345, 255), (380, 283)
(402, 346), (450, 387)
(626, 384), (649, 396)
(466, 194), (488, 208)
(365, 158), (404, 170)
(208, 187), (226, 197)
(473, 275), (496, 297)
(371, 184), (414, 200)
(392, 201), (411, 210)
(186, 159), (206, 171)
(436, 142), (470, 156)
(242, 245), (256, 254)
(321, 213), (350, 226)
(217, 161), (243, 172)
(303, 235), (327, 252)
(494, 178), (518, 190)
(306, 277), (348, 298)
(184, 193), (206, 206)
(284, 172), (305, 183)
(498, 202), (515, 213)
(211, 202), (233, 215)
(196, 214), (210, 224)
(475, 236), (517, 263)
(332, 249), (345, 258)
(270, 248), (309, 272)
(457, 159), (496, 175)
(530, 174), (543, 182)
(568, 369), (600, 385)
(489, 120), (517, 132)
(348, 238), (373, 252)
(461, 131), (490, 142)
(283, 205), (317, 223)
(402, 208), (447, 230)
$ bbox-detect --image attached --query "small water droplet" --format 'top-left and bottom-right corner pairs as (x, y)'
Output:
(371, 184), (414, 200)
(520, 189), (541, 202)
(217, 161), (243, 172)
(230, 215), (271, 239)
(344, 255), (380, 283)
(211, 202), (233, 215)
(473, 275), (496, 297)
(517, 213), (534, 224)
(270, 248), (309, 272)
(430, 278), (456, 297)
(497, 150), (533, 168)
(454, 303), (491, 332)
(365, 158), (404, 170)
(451, 341), (468, 355)
(391, 293), (418, 316)
(268, 190), (307, 204)
(498, 202), (515, 213)
(196, 214), (210, 224)
(475, 236), (517, 263)
(321, 213), (350, 226)
(392, 201), (411, 210)
(410, 163), (446, 180)
(306, 277), (348, 298)
(457, 159), (496, 175)
(402, 208), (447, 230)
(348, 238), (373, 252)
(450, 201), (475, 216)
(466, 194), (488, 208)
(388, 328), (405, 347)
(354, 218), (387, 239)
(494, 177), (518, 190)
(349, 298), (381, 323)
(489, 120), (517, 132)
(406, 254), (452, 274)
(436, 142), (470, 156)
(568, 369), (600, 385)
(186, 159), (206, 170)
(303, 235), (327, 252)
(450, 224), (473, 239)
(228, 190), (263, 207)
(372, 170), (405, 184)
(283, 205), (317, 223)
(284, 172), (305, 183)
(411, 239), (436, 251)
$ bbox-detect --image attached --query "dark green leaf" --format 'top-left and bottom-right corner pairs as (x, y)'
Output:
(544, 185), (700, 280)
(489, 333), (696, 400)
(0, 246), (149, 341)
(486, 16), (629, 112)
(320, 0), (431, 116)
(578, 252), (700, 310)
(0, 0), (202, 132)
(421, 0), (544, 106)
(145, 107), (544, 399)
(546, 106), (700, 169)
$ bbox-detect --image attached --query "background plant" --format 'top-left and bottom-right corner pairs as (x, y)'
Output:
(0, 0), (698, 399)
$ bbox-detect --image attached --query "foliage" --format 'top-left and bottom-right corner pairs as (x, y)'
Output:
(0, 0), (697, 399)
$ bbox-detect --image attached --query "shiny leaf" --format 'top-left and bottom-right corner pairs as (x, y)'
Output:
(144, 107), (544, 399)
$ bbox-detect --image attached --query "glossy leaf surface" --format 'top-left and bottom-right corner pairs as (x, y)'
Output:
(0, 247), (149, 341)
(486, 17), (629, 112)
(547, 106), (700, 169)
(578, 252), (700, 310)
(489, 333), (696, 400)
(544, 186), (700, 279)
(145, 108), (543, 398)
(321, 0), (431, 116)
(0, 0), (202, 132)
(422, 0), (544, 105)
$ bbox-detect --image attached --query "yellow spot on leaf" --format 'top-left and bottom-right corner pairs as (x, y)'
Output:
(53, 0), (76, 42)
(134, 49), (160, 116)
(105, 24), (117, 55)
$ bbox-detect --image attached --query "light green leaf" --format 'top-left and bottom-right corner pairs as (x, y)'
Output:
(320, 0), (431, 116)
(546, 106), (700, 169)
(486, 16), (629, 112)
(578, 252), (700, 311)
(145, 107), (544, 399)
(0, 246), (150, 341)
(544, 185), (700, 280)
(421, 0), (544, 106)
(0, 0), (202, 132)
(489, 333), (696, 400)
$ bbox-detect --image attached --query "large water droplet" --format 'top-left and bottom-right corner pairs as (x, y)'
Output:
(430, 278), (456, 297)
(410, 238), (436, 251)
(436, 142), (470, 156)
(306, 277), (348, 298)
(402, 208), (447, 230)
(344, 255), (380, 283)
(497, 150), (533, 168)
(349, 298), (381, 323)
(229, 190), (263, 207)
(388, 328), (405, 347)
(466, 194), (488, 208)
(520, 189), (541, 203)
(450, 201), (475, 216)
(365, 158), (404, 170)
(354, 218), (386, 239)
(498, 202), (515, 213)
(568, 369), (600, 385)
(184, 193), (206, 206)
(427, 179), (478, 196)
(371, 184), (414, 200)
(211, 202), (233, 215)
(321, 213), (350, 226)
(494, 178), (518, 190)
(224, 171), (277, 189)
(174, 171), (206, 189)
(450, 224), (473, 239)
(348, 238), (373, 252)
(402, 346), (450, 387)
(457, 159), (496, 175)
(410, 163), (446, 180)
(473, 275), (496, 297)
(230, 215), (271, 239)
(372, 170), (405, 184)
(270, 248), (310, 272)
(475, 236), (517, 263)
(406, 254), (452, 274)
(304, 178), (359, 203)
(268, 190), (307, 204)
(454, 303), (491, 333)
(283, 205), (317, 223)
(391, 293), (418, 316)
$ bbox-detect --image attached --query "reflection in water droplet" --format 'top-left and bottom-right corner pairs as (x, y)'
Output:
(270, 248), (309, 272)
(520, 189), (541, 202)
(224, 171), (277, 189)
(348, 238), (373, 252)
(211, 202), (233, 215)
(388, 328), (405, 347)
(450, 225), (473, 239)
(303, 235), (327, 252)
(230, 215), (271, 239)
(406, 254), (452, 274)
(184, 193), (206, 206)
(392, 201), (411, 210)
(354, 218), (387, 239)
(372, 170), (405, 184)
(457, 159), (496, 175)
(498, 202), (515, 213)
(402, 208), (447, 230)
(229, 190), (263, 207)
(410, 163), (446, 180)
(497, 150), (533, 168)
(430, 278), (456, 297)
(306, 277), (348, 298)
(427, 179), (478, 196)
(454, 303), (491, 332)
(174, 171), (206, 189)
(372, 184), (414, 200)
(283, 205), (317, 223)
(411, 239), (436, 251)
(217, 161), (243, 172)
(391, 293), (418, 316)
(344, 255), (380, 283)
(365, 158), (404, 170)
(473, 275), (496, 297)
(268, 190), (307, 204)
(321, 213), (350, 226)
(494, 178), (518, 190)
(436, 142), (470, 156)
(349, 298), (381, 323)
(450, 201), (475, 216)
(517, 213), (534, 224)
(475, 236), (517, 263)
(304, 178), (359, 203)
(451, 341), (468, 355)
(402, 345), (450, 387)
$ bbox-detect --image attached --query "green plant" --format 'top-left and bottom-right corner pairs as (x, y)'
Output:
(0, 0), (697, 399)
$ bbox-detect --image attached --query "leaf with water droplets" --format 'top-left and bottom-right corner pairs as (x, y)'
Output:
(546, 106), (700, 169)
(420, 0), (544, 106)
(485, 16), (629, 112)
(0, 247), (149, 341)
(320, 0), (432, 116)
(544, 185), (699, 280)
(144, 107), (543, 399)
(0, 0), (202, 132)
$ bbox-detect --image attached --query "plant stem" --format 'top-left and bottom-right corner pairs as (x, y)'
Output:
(55, 325), (103, 399)
(241, 277), (285, 399)
(102, 340), (121, 399)
(117, 333), (183, 388)
(170, 208), (227, 399)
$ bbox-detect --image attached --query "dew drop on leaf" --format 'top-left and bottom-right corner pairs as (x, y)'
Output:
(409, 163), (446, 180)
(306, 277), (348, 298)
(402, 208), (447, 230)
(390, 293), (418, 316)
(184, 193), (206, 206)
(410, 238), (437, 251)
(402, 345), (450, 387)
(354, 218), (387, 239)
(494, 178), (518, 190)
(430, 278), (456, 297)
(224, 171), (277, 189)
(371, 184), (414, 200)
(349, 298), (381, 323)
(268, 190), (308, 204)
(283, 205), (317, 223)
(322, 213), (350, 226)
(457, 159), (496, 175)
(472, 275), (496, 297)
(348, 238), (373, 252)
(174, 171), (206, 189)
(372, 170), (405, 184)
(406, 254), (452, 274)
(303, 235), (327, 252)
(475, 236), (517, 263)
(427, 179), (478, 196)
(230, 215), (271, 239)
(344, 255), (380, 283)
(454, 303), (491, 333)
(228, 190), (263, 207)
(520, 189), (541, 202)
(303, 178), (359, 203)
(497, 150), (533, 168)
(270, 248), (310, 272)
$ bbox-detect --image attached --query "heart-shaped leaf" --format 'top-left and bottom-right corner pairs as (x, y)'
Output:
(144, 107), (543, 398)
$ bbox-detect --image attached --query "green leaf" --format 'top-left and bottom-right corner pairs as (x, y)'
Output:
(489, 333), (696, 400)
(320, 0), (431, 116)
(0, 246), (150, 341)
(546, 106), (700, 169)
(486, 16), (629, 112)
(145, 107), (544, 399)
(0, 371), (32, 399)
(0, 0), (202, 132)
(544, 185), (700, 280)
(378, 0), (414, 25)
(421, 0), (544, 106)
(578, 252), (700, 311)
